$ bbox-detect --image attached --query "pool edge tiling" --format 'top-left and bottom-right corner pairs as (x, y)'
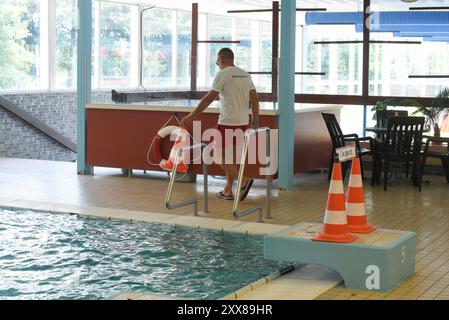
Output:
(0, 199), (287, 236)
(222, 264), (342, 300)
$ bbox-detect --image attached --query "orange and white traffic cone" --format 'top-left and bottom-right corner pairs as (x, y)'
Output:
(312, 162), (358, 243)
(346, 157), (377, 234)
(160, 128), (189, 173)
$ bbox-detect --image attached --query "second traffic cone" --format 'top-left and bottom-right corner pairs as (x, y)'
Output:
(312, 162), (358, 243)
(346, 157), (377, 234)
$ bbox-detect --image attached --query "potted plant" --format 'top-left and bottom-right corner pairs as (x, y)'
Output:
(373, 88), (449, 137)
(412, 87), (449, 138)
(371, 97), (414, 122)
(372, 98), (395, 113)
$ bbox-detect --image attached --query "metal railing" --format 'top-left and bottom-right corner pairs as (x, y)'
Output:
(165, 143), (209, 215)
(233, 127), (273, 223)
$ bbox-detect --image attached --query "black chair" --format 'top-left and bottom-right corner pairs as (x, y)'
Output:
(375, 110), (409, 141)
(420, 136), (449, 184)
(322, 113), (373, 180)
(372, 116), (425, 191)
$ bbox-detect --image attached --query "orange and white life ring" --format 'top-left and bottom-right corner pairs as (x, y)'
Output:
(150, 126), (189, 173)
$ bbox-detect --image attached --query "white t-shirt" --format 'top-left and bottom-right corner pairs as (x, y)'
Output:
(211, 66), (256, 126)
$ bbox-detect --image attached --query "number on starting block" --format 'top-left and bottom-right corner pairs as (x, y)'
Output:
(336, 146), (357, 163)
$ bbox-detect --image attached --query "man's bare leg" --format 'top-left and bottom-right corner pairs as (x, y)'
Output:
(217, 147), (249, 198)
(222, 173), (234, 198)
(220, 165), (249, 198)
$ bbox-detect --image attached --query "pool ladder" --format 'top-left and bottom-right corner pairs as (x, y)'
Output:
(165, 128), (273, 223)
(233, 127), (273, 223)
(165, 143), (209, 216)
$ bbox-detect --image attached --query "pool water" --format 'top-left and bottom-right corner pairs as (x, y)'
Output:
(0, 209), (286, 300)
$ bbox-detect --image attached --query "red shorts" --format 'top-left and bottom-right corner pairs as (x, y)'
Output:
(212, 124), (250, 149)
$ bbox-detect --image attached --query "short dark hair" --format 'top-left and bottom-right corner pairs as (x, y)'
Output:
(217, 48), (234, 61)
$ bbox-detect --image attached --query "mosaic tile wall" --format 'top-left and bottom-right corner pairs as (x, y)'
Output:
(0, 91), (111, 161)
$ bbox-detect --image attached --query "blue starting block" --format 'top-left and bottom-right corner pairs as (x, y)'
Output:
(265, 223), (416, 292)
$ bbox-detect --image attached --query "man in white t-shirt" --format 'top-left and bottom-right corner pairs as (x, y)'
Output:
(181, 48), (260, 201)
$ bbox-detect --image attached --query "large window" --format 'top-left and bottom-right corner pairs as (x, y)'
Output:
(207, 15), (233, 84)
(234, 19), (253, 72)
(205, 15), (267, 92)
(100, 2), (137, 88)
(176, 12), (192, 88)
(0, 0), (41, 90)
(55, 0), (77, 89)
(258, 22), (272, 92)
(0, 0), (140, 91)
(3, 0), (448, 99)
(0, 1), (273, 92)
(368, 40), (449, 98)
(300, 25), (362, 95)
(143, 9), (174, 88)
(370, 0), (449, 98)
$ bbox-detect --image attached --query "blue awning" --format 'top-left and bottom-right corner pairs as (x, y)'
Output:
(306, 11), (449, 26)
(354, 25), (449, 33)
(305, 12), (362, 25)
(305, 11), (449, 43)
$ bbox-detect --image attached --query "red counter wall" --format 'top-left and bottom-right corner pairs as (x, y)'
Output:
(86, 107), (335, 179)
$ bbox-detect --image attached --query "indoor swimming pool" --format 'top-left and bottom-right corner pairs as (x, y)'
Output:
(0, 208), (286, 300)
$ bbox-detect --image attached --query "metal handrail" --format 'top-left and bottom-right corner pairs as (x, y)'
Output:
(165, 143), (209, 216)
(233, 127), (273, 223)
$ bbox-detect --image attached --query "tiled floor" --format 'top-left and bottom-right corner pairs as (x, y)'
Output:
(1, 157), (449, 300)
